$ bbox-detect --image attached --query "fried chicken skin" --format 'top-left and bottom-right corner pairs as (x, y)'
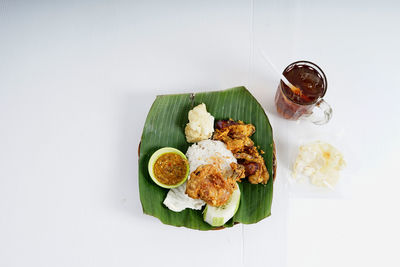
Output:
(213, 121), (255, 153)
(185, 164), (237, 207)
(213, 119), (269, 184)
(234, 146), (269, 183)
(230, 162), (246, 182)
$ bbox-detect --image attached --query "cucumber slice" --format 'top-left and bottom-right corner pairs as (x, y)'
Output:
(203, 185), (241, 227)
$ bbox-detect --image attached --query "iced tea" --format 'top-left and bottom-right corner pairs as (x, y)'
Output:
(275, 61), (327, 120)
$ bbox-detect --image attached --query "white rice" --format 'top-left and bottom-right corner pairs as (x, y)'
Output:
(186, 140), (237, 178)
(163, 140), (236, 212)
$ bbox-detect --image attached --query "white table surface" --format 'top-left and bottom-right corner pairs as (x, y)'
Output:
(1, 1), (399, 266)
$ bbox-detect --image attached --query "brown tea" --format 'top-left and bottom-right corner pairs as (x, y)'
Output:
(275, 61), (327, 120)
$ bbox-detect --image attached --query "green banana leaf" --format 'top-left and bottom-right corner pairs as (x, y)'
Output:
(139, 86), (274, 230)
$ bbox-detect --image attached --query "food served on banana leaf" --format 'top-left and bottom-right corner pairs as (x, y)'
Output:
(186, 164), (239, 207)
(154, 153), (188, 185)
(163, 139), (236, 212)
(185, 103), (214, 143)
(203, 185), (240, 227)
(148, 147), (189, 189)
(139, 87), (274, 230)
(213, 119), (269, 184)
(147, 103), (270, 227)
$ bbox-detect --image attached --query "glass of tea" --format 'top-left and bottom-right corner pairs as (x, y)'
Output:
(275, 61), (332, 125)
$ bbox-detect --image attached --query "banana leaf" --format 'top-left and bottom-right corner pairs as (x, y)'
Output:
(138, 86), (274, 230)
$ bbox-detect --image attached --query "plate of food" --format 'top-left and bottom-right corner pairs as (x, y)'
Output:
(138, 86), (276, 230)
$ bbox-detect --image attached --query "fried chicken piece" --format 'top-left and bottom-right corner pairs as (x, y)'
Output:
(224, 137), (254, 153)
(230, 162), (246, 182)
(242, 162), (259, 176)
(235, 147), (269, 184)
(215, 120), (255, 137)
(235, 152), (258, 162)
(185, 164), (237, 207)
(215, 120), (239, 129)
(227, 124), (255, 139)
(213, 119), (270, 185)
(213, 121), (255, 153)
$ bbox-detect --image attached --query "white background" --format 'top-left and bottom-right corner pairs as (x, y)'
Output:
(1, 1), (399, 266)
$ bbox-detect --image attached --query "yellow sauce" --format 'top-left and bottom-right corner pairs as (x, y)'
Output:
(153, 153), (188, 185)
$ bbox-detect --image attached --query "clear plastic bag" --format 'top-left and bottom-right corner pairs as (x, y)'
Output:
(281, 121), (353, 199)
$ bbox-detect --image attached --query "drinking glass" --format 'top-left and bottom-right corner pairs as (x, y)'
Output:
(275, 61), (332, 125)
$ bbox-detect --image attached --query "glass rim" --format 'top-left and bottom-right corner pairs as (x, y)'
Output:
(281, 60), (328, 106)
